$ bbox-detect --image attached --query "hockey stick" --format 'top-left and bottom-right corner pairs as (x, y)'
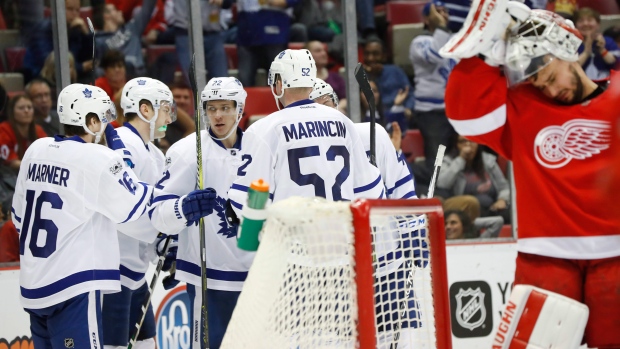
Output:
(127, 236), (172, 349)
(188, 54), (210, 349)
(354, 63), (376, 167)
(86, 18), (96, 86)
(390, 144), (446, 349)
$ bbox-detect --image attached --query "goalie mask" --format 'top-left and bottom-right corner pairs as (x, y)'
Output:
(505, 10), (583, 86)
(58, 83), (117, 144)
(310, 78), (339, 108)
(121, 77), (177, 141)
(268, 49), (317, 110)
(200, 77), (247, 141)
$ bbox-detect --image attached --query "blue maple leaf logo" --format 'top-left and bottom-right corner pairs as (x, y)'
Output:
(137, 79), (146, 85)
(214, 195), (237, 239)
(83, 88), (92, 98)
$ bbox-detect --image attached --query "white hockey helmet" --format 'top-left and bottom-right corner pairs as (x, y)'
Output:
(121, 77), (177, 140)
(200, 77), (247, 141)
(505, 10), (583, 86)
(268, 49), (316, 109)
(57, 83), (117, 143)
(309, 78), (339, 108)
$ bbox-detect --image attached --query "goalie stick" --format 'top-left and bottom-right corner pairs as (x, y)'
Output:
(86, 18), (96, 86)
(354, 63), (376, 167)
(127, 236), (172, 349)
(188, 54), (210, 349)
(391, 144), (446, 349)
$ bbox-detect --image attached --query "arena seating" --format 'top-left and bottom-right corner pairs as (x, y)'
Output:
(239, 87), (278, 130)
(401, 129), (425, 163)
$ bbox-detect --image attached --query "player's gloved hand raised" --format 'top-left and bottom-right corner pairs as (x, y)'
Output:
(182, 188), (217, 225)
(155, 234), (178, 272)
(104, 123), (135, 168)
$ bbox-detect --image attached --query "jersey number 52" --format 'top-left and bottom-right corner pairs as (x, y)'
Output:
(288, 145), (350, 200)
(19, 190), (63, 258)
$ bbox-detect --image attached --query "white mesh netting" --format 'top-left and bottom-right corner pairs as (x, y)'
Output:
(221, 197), (438, 349)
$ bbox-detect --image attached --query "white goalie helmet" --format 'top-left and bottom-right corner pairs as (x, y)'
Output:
(57, 83), (117, 143)
(505, 9), (583, 86)
(121, 77), (177, 141)
(268, 49), (317, 109)
(200, 77), (247, 141)
(309, 78), (339, 108)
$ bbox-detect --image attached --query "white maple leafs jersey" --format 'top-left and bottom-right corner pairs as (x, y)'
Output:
(149, 129), (255, 291)
(228, 100), (384, 214)
(354, 123), (416, 199)
(114, 124), (166, 290)
(13, 136), (153, 309)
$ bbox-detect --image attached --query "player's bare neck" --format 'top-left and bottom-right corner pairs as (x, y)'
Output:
(580, 78), (599, 102)
(222, 133), (236, 149)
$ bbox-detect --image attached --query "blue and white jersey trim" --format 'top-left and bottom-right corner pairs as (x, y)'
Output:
(354, 175), (382, 195)
(21, 269), (120, 299)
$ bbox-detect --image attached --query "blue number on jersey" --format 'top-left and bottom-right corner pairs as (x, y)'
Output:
(19, 190), (64, 257)
(118, 171), (137, 194)
(288, 146), (350, 200)
(237, 154), (252, 176)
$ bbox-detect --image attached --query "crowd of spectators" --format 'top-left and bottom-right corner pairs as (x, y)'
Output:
(0, 0), (618, 262)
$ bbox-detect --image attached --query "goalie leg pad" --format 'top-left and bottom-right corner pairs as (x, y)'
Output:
(492, 284), (588, 349)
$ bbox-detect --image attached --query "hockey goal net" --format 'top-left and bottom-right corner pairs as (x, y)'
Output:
(221, 197), (452, 349)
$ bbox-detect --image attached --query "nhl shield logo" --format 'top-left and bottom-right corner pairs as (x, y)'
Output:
(64, 338), (74, 348)
(455, 287), (486, 331)
(449, 280), (493, 338)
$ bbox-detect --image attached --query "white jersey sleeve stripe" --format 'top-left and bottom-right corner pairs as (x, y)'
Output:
(230, 199), (243, 210)
(151, 193), (181, 204)
(449, 104), (507, 136)
(402, 191), (416, 199)
(121, 182), (151, 223)
(353, 174), (382, 194)
(120, 265), (144, 282)
(176, 259), (249, 281)
(387, 173), (415, 196)
(20, 269), (120, 300)
(11, 207), (21, 222)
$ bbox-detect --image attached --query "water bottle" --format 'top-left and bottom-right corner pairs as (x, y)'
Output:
(237, 179), (270, 251)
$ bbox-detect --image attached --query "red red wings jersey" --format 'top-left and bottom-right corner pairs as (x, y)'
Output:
(446, 57), (620, 259)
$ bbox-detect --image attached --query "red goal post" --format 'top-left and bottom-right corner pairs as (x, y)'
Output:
(352, 198), (452, 349)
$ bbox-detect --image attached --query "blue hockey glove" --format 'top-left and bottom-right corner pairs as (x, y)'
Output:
(156, 234), (178, 272)
(162, 270), (180, 290)
(182, 188), (217, 225)
(104, 123), (135, 168)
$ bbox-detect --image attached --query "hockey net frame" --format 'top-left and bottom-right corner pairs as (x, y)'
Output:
(222, 198), (452, 349)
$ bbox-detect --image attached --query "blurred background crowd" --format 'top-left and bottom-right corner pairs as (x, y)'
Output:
(0, 0), (619, 262)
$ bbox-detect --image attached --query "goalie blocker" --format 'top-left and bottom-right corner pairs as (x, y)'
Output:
(493, 285), (588, 349)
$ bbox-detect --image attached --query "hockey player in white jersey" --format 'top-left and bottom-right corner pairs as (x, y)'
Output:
(13, 83), (218, 349)
(101, 77), (176, 349)
(148, 77), (252, 349)
(228, 49), (384, 217)
(311, 79), (429, 348)
(310, 78), (416, 199)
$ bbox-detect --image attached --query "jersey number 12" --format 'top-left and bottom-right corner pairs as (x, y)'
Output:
(19, 190), (63, 258)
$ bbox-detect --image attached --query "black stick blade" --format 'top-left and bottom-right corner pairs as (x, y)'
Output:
(354, 63), (375, 107)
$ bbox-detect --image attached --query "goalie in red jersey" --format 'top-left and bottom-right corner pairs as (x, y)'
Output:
(440, 1), (620, 348)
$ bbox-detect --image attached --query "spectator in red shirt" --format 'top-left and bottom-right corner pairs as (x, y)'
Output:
(0, 96), (48, 171)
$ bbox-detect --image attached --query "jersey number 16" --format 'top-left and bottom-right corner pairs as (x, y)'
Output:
(19, 190), (63, 258)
